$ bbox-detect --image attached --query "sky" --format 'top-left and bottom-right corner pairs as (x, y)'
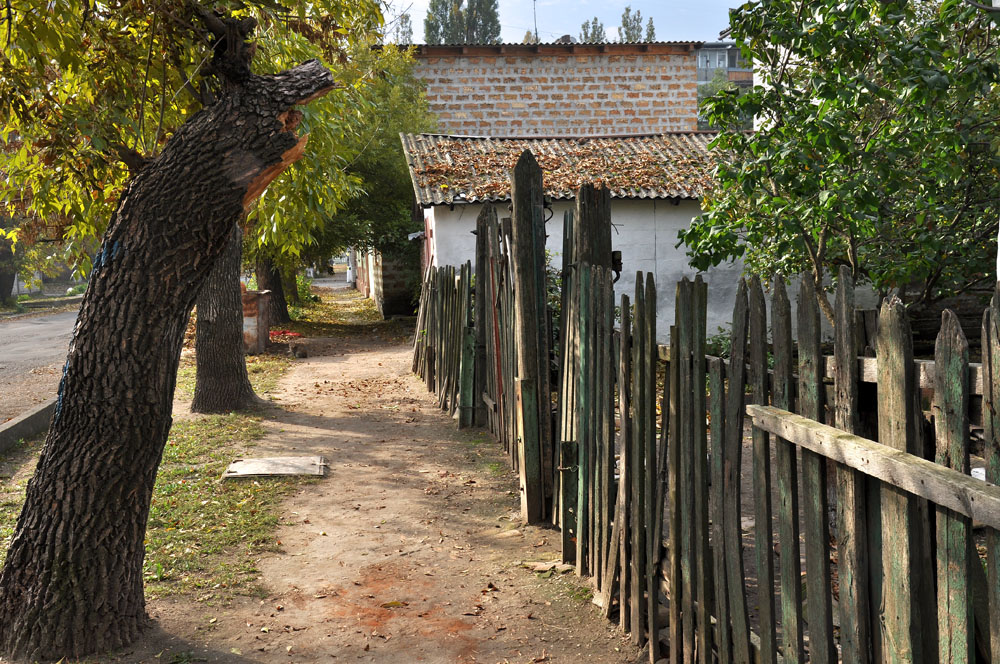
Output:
(384, 0), (737, 44)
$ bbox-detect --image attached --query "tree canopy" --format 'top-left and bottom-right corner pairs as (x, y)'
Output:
(0, 1), (437, 283)
(618, 6), (644, 42)
(424, 0), (500, 45)
(580, 17), (606, 43)
(682, 0), (1000, 321)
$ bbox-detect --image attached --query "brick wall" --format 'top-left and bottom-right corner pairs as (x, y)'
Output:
(412, 44), (699, 137)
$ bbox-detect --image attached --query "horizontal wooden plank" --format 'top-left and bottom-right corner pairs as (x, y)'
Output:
(747, 405), (1000, 529)
(824, 356), (984, 396)
(655, 345), (986, 397)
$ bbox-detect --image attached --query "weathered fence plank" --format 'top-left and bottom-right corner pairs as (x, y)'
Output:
(983, 289), (1000, 664)
(771, 278), (803, 664)
(630, 273), (648, 646)
(618, 294), (633, 635)
(692, 276), (711, 664)
(876, 297), (928, 664)
(724, 280), (752, 662)
(832, 268), (872, 664)
(576, 264), (593, 575)
(933, 310), (973, 664)
(643, 274), (659, 662)
(798, 274), (835, 664)
(676, 279), (694, 663)
(509, 151), (550, 523)
(748, 276), (776, 664)
(708, 356), (731, 664)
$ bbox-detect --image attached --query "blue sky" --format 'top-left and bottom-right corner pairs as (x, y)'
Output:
(385, 0), (737, 44)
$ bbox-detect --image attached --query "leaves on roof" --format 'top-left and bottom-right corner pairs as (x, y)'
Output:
(403, 134), (717, 204)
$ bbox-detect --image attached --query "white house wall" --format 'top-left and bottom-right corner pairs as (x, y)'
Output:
(425, 199), (744, 344)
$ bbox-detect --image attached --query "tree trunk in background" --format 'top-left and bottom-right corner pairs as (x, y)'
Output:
(0, 272), (14, 305)
(256, 255), (291, 325)
(192, 224), (262, 413)
(282, 265), (300, 305)
(0, 27), (334, 659)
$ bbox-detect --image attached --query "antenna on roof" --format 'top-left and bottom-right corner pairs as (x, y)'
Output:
(533, 0), (538, 42)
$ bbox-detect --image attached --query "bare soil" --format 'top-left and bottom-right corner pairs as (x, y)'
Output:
(109, 311), (641, 663)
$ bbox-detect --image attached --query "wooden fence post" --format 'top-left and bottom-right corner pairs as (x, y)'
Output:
(876, 296), (928, 663)
(509, 150), (551, 523)
(800, 274), (836, 664)
(473, 207), (490, 428)
(934, 310), (973, 663)
(630, 272), (648, 645)
(708, 355), (731, 663)
(832, 268), (873, 664)
(749, 276), (777, 664)
(772, 277), (803, 663)
(724, 279), (752, 662)
(643, 274), (659, 663)
(618, 293), (633, 635)
(983, 287), (1000, 663)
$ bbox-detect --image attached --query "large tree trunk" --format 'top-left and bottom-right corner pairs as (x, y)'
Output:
(192, 224), (262, 413)
(0, 21), (334, 659)
(256, 254), (291, 325)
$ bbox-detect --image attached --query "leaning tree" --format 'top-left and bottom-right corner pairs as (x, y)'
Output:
(0, 4), (375, 659)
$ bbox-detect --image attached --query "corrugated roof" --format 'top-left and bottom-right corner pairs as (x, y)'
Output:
(400, 133), (717, 206)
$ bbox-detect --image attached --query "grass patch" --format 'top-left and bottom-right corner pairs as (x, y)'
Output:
(144, 413), (308, 601)
(0, 417), (303, 602)
(280, 289), (411, 341)
(0, 436), (45, 567)
(174, 353), (292, 400)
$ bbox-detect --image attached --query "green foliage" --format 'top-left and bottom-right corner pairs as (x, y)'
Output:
(705, 325), (732, 360)
(682, 0), (1000, 321)
(394, 13), (413, 44)
(425, 0), (466, 44)
(298, 44), (434, 263)
(465, 0), (501, 44)
(423, 0), (499, 45)
(645, 17), (655, 42)
(580, 17), (606, 43)
(0, 0), (385, 277)
(619, 6), (644, 42)
(698, 69), (751, 131)
(295, 272), (314, 302)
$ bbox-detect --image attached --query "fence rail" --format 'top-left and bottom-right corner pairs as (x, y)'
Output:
(411, 148), (1000, 663)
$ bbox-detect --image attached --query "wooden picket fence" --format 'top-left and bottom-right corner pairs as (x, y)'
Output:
(411, 148), (1000, 662)
(411, 261), (475, 427)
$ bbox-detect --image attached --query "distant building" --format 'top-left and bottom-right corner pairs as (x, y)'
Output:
(696, 41), (752, 90)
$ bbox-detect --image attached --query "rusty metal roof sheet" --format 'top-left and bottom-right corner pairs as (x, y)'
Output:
(400, 132), (717, 206)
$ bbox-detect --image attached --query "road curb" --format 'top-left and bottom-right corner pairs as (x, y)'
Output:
(0, 398), (55, 453)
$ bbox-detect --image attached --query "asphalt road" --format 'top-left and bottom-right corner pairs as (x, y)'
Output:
(0, 310), (77, 380)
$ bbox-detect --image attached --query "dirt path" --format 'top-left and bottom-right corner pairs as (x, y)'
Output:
(118, 311), (640, 663)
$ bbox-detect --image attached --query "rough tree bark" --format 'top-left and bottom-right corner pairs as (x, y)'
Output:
(191, 223), (262, 413)
(0, 14), (335, 661)
(256, 254), (291, 325)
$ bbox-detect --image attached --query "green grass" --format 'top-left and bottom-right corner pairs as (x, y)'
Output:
(0, 437), (45, 567)
(143, 413), (308, 601)
(0, 417), (304, 602)
(174, 353), (292, 400)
